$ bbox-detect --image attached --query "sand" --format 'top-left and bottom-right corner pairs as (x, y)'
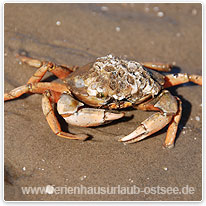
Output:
(4, 3), (202, 201)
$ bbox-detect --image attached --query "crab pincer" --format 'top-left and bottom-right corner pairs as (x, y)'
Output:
(57, 93), (125, 127)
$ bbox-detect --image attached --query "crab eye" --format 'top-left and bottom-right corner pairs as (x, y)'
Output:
(97, 93), (105, 98)
(172, 73), (179, 78)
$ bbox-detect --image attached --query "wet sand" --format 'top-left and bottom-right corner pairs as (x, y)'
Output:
(4, 3), (202, 201)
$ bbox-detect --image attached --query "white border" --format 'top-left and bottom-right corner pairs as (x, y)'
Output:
(1, 1), (205, 205)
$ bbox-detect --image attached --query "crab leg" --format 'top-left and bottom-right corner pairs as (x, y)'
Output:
(119, 90), (181, 148)
(163, 97), (182, 148)
(17, 55), (78, 81)
(4, 82), (67, 101)
(142, 62), (172, 72)
(164, 73), (202, 87)
(42, 90), (88, 140)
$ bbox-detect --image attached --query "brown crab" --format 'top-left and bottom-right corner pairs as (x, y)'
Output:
(4, 54), (202, 148)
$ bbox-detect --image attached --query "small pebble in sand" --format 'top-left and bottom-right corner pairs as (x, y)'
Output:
(172, 61), (176, 66)
(157, 11), (164, 17)
(190, 118), (193, 121)
(19, 61), (22, 65)
(4, 53), (7, 56)
(41, 168), (45, 171)
(46, 185), (55, 194)
(182, 131), (186, 135)
(192, 9), (197, 16)
(101, 6), (108, 11)
(58, 165), (61, 168)
(22, 167), (26, 171)
(194, 137), (197, 140)
(195, 116), (200, 121)
(80, 175), (87, 181)
(163, 167), (168, 171)
(147, 177), (150, 180)
(115, 26), (120, 32)
(56, 21), (61, 26)
(129, 178), (134, 183)
(42, 159), (45, 162)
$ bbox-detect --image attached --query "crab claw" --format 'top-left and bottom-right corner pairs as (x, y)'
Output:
(64, 108), (125, 127)
(57, 93), (125, 127)
(104, 111), (125, 121)
(118, 112), (173, 144)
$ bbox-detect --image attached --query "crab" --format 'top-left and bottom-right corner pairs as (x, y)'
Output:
(4, 54), (202, 148)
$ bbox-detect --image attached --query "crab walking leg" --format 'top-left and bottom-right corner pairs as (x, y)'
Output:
(119, 90), (179, 147)
(142, 62), (172, 72)
(17, 55), (78, 81)
(163, 97), (182, 149)
(164, 73), (202, 88)
(27, 64), (48, 83)
(4, 85), (30, 101)
(42, 91), (88, 140)
(4, 82), (68, 101)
